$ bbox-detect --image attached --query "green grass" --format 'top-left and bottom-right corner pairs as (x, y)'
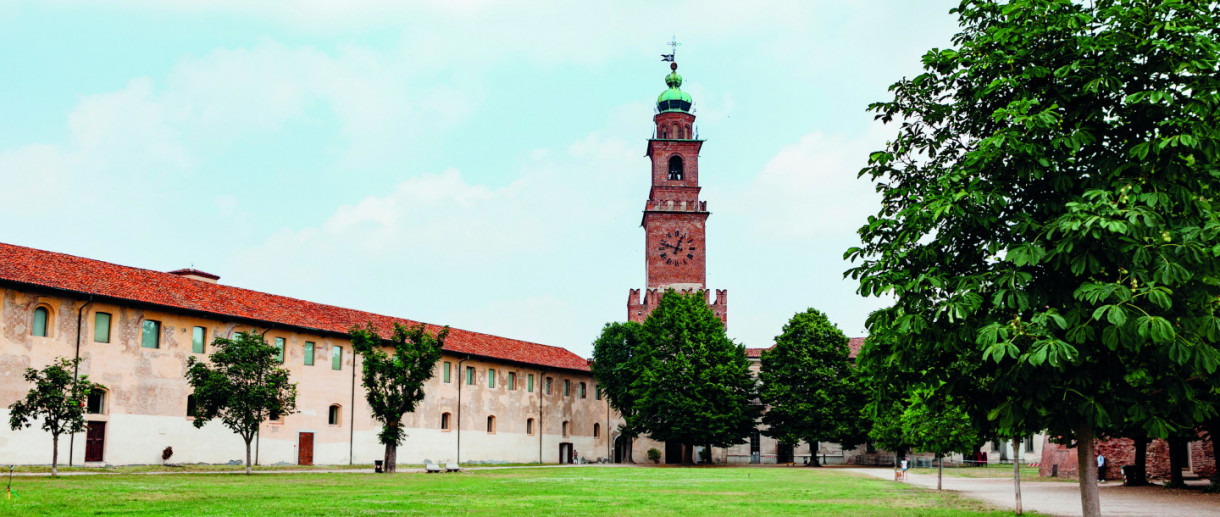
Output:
(908, 463), (1058, 482)
(6, 462), (545, 474)
(0, 466), (1032, 516)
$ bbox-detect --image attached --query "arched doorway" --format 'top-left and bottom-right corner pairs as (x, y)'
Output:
(614, 435), (630, 463)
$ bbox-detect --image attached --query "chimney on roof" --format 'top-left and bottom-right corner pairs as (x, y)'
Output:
(168, 268), (220, 284)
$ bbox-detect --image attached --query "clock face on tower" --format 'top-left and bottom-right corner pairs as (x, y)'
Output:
(657, 231), (697, 266)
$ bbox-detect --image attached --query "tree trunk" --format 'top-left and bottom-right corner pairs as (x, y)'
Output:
(937, 455), (943, 490)
(627, 438), (634, 463)
(1075, 422), (1101, 517)
(811, 442), (821, 467)
(244, 437), (253, 475)
(51, 433), (60, 477)
(385, 442), (398, 474)
(1013, 439), (1023, 515)
(1131, 433), (1149, 486)
(1167, 436), (1186, 487)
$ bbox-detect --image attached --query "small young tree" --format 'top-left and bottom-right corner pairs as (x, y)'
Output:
(8, 357), (102, 476)
(632, 290), (760, 463)
(900, 387), (977, 491)
(185, 331), (297, 475)
(591, 321), (646, 463)
(759, 308), (869, 466)
(349, 322), (448, 473)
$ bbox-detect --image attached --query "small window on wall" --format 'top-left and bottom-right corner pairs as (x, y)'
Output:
(594, 423), (600, 438)
(192, 326), (206, 353)
(528, 374), (535, 393)
(32, 307), (49, 337)
(487, 415), (496, 433)
(668, 155), (684, 181)
(86, 389), (106, 414)
(562, 421), (569, 437)
(141, 320), (161, 348)
(441, 412), (452, 431)
(332, 346), (343, 370)
(488, 368), (496, 388)
(466, 366), (475, 385)
(595, 385), (602, 400)
(186, 395), (198, 418)
(304, 342), (315, 366)
(564, 379), (570, 397)
(580, 382), (587, 399)
(94, 312), (111, 343)
(1024, 436), (1036, 451)
(269, 408), (283, 423)
(546, 377), (553, 395)
(328, 404), (341, 426)
(526, 418), (535, 435)
(443, 361), (451, 383)
(274, 337), (286, 363)
(508, 372), (516, 390)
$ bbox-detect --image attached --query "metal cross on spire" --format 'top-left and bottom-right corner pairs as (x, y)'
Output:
(661, 35), (679, 62)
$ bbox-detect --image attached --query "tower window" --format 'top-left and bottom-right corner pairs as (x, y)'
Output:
(668, 155), (684, 181)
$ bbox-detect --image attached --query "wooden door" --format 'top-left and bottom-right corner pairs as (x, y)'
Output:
(85, 421), (105, 462)
(298, 432), (314, 466)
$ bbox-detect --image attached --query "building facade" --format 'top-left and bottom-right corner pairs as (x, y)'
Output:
(0, 242), (617, 466)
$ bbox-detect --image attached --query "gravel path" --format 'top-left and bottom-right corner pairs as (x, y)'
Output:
(845, 467), (1220, 517)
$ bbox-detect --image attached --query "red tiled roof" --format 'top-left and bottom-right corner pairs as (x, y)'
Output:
(0, 242), (590, 372)
(745, 337), (866, 359)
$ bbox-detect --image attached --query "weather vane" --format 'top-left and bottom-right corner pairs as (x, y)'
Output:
(661, 35), (679, 62)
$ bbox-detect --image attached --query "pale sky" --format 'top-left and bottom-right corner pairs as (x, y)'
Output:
(0, 0), (960, 357)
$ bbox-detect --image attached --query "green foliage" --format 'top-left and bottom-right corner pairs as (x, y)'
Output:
(591, 321), (645, 460)
(631, 291), (760, 453)
(758, 308), (870, 456)
(900, 388), (977, 459)
(348, 322), (447, 472)
(185, 331), (298, 474)
(646, 448), (662, 464)
(8, 357), (102, 475)
(848, 1), (1220, 513)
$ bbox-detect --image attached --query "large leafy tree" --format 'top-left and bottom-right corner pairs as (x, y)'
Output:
(900, 387), (978, 491)
(847, 1), (1220, 514)
(8, 357), (102, 476)
(632, 290), (760, 462)
(348, 322), (447, 473)
(758, 308), (868, 466)
(185, 331), (298, 475)
(590, 321), (646, 463)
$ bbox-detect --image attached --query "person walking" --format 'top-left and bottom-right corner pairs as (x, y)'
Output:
(900, 457), (910, 481)
(1097, 453), (1107, 483)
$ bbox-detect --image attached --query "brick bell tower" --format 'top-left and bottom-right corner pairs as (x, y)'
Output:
(628, 59), (728, 326)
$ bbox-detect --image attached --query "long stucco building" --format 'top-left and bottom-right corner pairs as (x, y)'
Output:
(0, 241), (617, 467)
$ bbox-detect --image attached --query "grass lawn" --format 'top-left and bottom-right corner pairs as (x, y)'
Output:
(1, 466), (1031, 516)
(6, 462), (545, 474)
(907, 463), (1060, 482)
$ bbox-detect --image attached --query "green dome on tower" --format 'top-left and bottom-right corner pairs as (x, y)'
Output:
(657, 63), (693, 113)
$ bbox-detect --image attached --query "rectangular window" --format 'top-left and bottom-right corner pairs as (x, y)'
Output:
(528, 374), (535, 392)
(580, 382), (586, 399)
(546, 377), (553, 395)
(466, 366), (475, 385)
(141, 320), (161, 348)
(508, 372), (516, 390)
(488, 368), (496, 388)
(86, 391), (105, 414)
(595, 385), (602, 400)
(332, 346), (342, 370)
(443, 361), (451, 383)
(274, 337), (286, 363)
(304, 342), (315, 366)
(94, 312), (111, 343)
(564, 379), (570, 397)
(186, 395), (197, 418)
(192, 326), (206, 353)
(1024, 436), (1035, 451)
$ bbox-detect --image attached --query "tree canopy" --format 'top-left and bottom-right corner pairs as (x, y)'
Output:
(8, 357), (102, 476)
(631, 290), (760, 460)
(590, 321), (646, 462)
(758, 308), (869, 465)
(847, 1), (1220, 514)
(349, 322), (448, 473)
(185, 331), (298, 475)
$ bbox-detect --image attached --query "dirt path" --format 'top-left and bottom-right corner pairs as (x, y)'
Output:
(844, 467), (1220, 517)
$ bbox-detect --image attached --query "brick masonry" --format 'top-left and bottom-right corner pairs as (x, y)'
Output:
(1038, 432), (1216, 481)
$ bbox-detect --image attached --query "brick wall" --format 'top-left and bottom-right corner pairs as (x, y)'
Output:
(1038, 433), (1216, 481)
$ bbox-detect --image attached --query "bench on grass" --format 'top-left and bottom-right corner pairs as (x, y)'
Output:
(445, 462), (461, 473)
(425, 461), (442, 473)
